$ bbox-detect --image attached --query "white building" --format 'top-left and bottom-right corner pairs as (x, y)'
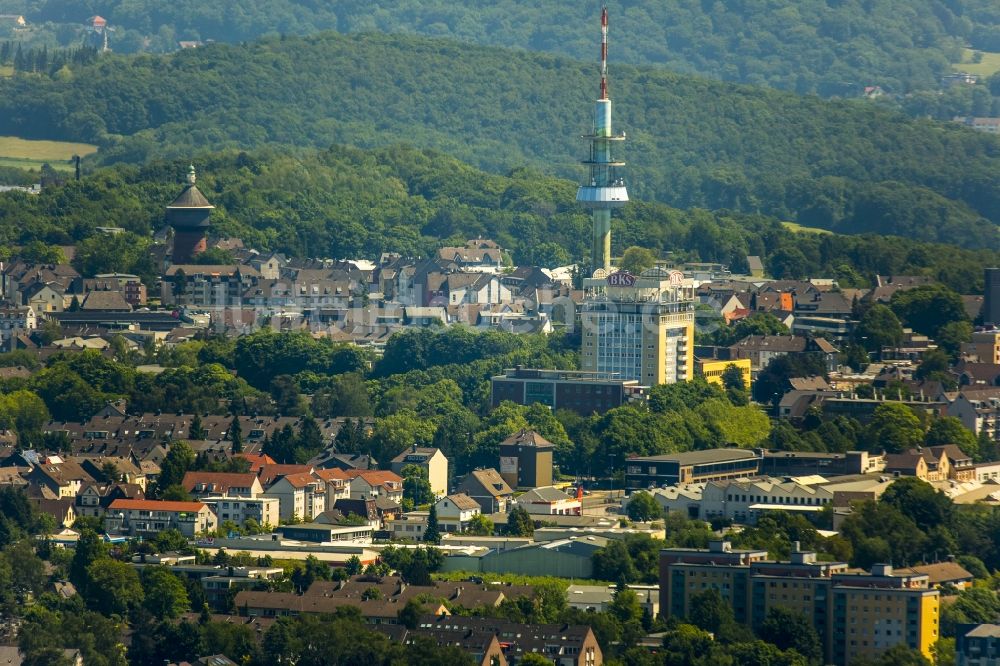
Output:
(648, 478), (833, 523)
(348, 471), (404, 504)
(514, 486), (582, 516)
(0, 305), (34, 347)
(434, 493), (481, 532)
(202, 496), (279, 529)
(264, 472), (326, 522)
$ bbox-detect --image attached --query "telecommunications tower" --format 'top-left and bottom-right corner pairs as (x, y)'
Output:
(576, 6), (628, 275)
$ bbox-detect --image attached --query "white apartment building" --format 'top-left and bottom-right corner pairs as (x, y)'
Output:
(202, 496), (280, 529)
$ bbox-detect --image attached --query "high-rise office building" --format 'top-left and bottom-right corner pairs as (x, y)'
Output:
(580, 269), (695, 385)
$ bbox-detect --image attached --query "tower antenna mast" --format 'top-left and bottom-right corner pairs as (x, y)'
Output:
(576, 5), (628, 274)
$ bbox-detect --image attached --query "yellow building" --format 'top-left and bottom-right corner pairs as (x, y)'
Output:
(581, 269), (695, 386)
(660, 543), (940, 666)
(965, 330), (1000, 364)
(696, 357), (752, 390)
(830, 565), (939, 665)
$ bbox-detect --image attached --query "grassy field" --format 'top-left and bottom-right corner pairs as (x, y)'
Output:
(0, 136), (98, 172)
(0, 65), (12, 77)
(955, 48), (1000, 77)
(782, 221), (832, 235)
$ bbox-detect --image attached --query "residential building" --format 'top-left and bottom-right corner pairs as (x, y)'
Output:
(434, 493), (482, 532)
(390, 446), (448, 497)
(658, 542), (939, 665)
(456, 468), (514, 514)
(161, 264), (261, 309)
(884, 448), (951, 482)
(907, 561), (974, 591)
(314, 468), (350, 506)
(27, 460), (95, 498)
(957, 623), (1000, 666)
(436, 239), (505, 272)
(948, 388), (1000, 441)
(966, 330), (1000, 365)
(346, 470), (404, 503)
(202, 496), (279, 529)
(499, 429), (554, 490)
(625, 449), (761, 490)
(264, 473), (327, 521)
(105, 499), (217, 538)
(182, 472), (263, 498)
(515, 486), (582, 516)
(580, 269), (695, 385)
(659, 540), (769, 624)
(490, 367), (639, 416)
(75, 482), (145, 518)
(830, 565), (939, 665)
(0, 305), (35, 348)
(410, 615), (602, 666)
(729, 335), (839, 374)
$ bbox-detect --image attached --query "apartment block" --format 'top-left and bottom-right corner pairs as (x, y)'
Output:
(658, 541), (940, 665)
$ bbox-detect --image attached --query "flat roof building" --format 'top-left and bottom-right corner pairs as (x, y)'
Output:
(490, 367), (639, 415)
(625, 448), (761, 490)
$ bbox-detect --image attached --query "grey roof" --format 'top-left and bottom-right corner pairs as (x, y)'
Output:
(442, 493), (480, 511)
(500, 429), (554, 449)
(167, 184), (214, 209)
(963, 623), (1000, 638)
(80, 290), (132, 311)
(629, 448), (760, 465)
(517, 486), (574, 503)
(460, 468), (513, 497)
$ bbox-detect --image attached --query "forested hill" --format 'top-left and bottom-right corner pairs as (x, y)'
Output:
(1, 145), (996, 293)
(2, 32), (999, 249)
(8, 0), (1000, 96)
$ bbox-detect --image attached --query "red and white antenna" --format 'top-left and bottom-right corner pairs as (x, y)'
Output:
(600, 6), (609, 99)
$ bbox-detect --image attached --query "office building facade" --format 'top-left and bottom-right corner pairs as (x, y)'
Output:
(581, 270), (695, 386)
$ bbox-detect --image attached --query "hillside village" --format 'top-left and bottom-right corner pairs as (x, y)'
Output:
(0, 163), (996, 665)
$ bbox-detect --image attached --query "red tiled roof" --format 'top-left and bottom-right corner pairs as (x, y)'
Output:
(345, 470), (403, 486)
(108, 499), (204, 512)
(258, 464), (313, 486)
(314, 468), (350, 482)
(237, 453), (277, 473)
(276, 472), (319, 489)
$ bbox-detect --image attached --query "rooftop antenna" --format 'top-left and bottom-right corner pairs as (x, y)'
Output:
(600, 6), (608, 100)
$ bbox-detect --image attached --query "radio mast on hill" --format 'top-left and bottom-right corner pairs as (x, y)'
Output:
(576, 6), (628, 275)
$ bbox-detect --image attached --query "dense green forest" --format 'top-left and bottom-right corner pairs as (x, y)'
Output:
(3, 0), (1000, 97)
(1, 33), (999, 249)
(1, 146), (996, 291)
